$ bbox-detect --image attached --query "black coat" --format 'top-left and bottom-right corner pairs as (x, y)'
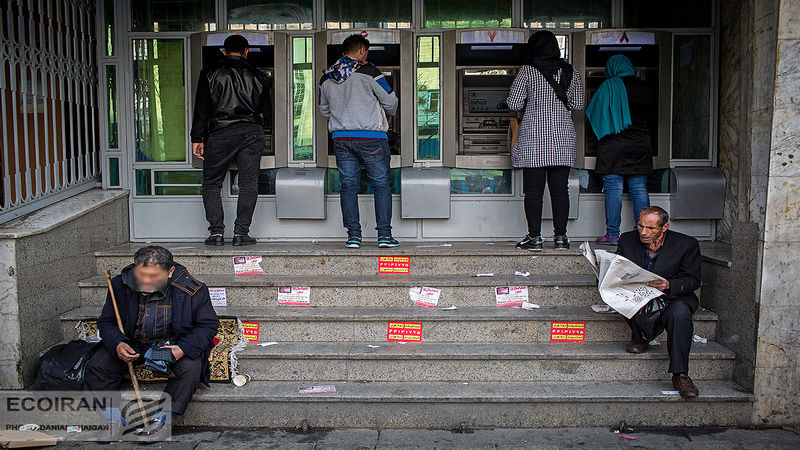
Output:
(616, 230), (701, 311)
(97, 264), (220, 386)
(594, 76), (656, 175)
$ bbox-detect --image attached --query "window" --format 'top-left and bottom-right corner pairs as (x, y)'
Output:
(154, 171), (203, 195)
(231, 169), (279, 195)
(132, 39), (186, 162)
(417, 36), (440, 160)
(292, 37), (314, 161)
(623, 0), (713, 28)
(104, 0), (115, 56)
(325, 0), (412, 29)
(136, 170), (204, 195)
(228, 0), (313, 30)
(450, 170), (512, 195)
(105, 65), (118, 148)
(672, 35), (712, 160)
(108, 158), (120, 187)
(135, 169), (151, 195)
(325, 169), (402, 194)
(131, 0), (215, 32)
(424, 0), (512, 29)
(524, 0), (610, 29)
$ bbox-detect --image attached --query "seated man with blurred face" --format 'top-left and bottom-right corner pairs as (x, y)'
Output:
(84, 246), (220, 439)
(616, 206), (702, 398)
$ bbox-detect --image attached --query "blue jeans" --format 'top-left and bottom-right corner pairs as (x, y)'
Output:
(602, 174), (650, 236)
(334, 138), (392, 238)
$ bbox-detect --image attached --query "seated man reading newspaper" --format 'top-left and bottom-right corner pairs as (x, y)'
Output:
(582, 206), (701, 397)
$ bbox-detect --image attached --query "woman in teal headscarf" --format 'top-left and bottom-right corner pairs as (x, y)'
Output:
(586, 54), (654, 245)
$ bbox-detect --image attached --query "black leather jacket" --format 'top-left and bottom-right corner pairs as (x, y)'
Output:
(190, 55), (271, 143)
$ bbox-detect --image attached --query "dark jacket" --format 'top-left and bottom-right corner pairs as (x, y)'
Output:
(594, 76), (656, 175)
(616, 229), (701, 311)
(190, 55), (271, 143)
(97, 264), (220, 386)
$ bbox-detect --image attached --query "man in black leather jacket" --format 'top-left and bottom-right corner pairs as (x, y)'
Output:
(190, 34), (270, 247)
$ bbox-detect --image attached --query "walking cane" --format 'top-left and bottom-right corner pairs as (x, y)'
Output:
(104, 269), (149, 429)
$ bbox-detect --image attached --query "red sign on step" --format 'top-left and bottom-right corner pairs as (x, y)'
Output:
(242, 321), (260, 342)
(387, 321), (423, 342)
(550, 322), (586, 342)
(378, 256), (410, 274)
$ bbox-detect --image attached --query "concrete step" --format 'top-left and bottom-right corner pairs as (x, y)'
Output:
(60, 306), (718, 343)
(93, 241), (595, 276)
(235, 341), (734, 382)
(159, 379), (753, 428)
(78, 273), (600, 307)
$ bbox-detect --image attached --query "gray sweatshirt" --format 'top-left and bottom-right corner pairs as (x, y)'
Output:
(318, 57), (398, 139)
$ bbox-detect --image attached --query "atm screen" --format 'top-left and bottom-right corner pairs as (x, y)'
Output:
(467, 90), (510, 114)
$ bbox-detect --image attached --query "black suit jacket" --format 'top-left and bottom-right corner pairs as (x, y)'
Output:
(616, 229), (701, 311)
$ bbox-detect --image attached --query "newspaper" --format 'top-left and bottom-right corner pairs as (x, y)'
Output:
(580, 242), (666, 319)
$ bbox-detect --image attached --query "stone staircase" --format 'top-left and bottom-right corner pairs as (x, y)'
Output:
(59, 242), (752, 428)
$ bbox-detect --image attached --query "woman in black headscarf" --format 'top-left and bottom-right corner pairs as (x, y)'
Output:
(507, 30), (585, 250)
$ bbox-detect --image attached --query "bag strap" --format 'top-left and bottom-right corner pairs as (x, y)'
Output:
(533, 65), (572, 110)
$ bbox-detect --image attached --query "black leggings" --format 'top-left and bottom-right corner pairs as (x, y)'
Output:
(522, 166), (571, 237)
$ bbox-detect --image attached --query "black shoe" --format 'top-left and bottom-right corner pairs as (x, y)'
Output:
(516, 234), (543, 251)
(232, 234), (257, 246)
(554, 235), (570, 250)
(204, 234), (224, 246)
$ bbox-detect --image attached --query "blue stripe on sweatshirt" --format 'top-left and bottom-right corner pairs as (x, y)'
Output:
(375, 74), (392, 94)
(332, 130), (388, 139)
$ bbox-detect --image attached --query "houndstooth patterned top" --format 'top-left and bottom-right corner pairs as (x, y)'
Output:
(506, 64), (585, 168)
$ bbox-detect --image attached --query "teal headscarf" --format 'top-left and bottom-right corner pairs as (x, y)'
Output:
(585, 54), (636, 140)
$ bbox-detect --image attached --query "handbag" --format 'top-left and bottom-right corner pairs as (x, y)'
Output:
(632, 296), (668, 341)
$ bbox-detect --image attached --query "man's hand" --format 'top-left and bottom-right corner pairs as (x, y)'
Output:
(163, 345), (184, 360)
(116, 342), (139, 362)
(192, 142), (204, 160)
(648, 279), (670, 291)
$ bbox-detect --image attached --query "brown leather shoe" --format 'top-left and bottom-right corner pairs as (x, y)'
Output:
(672, 373), (700, 398)
(625, 340), (649, 354)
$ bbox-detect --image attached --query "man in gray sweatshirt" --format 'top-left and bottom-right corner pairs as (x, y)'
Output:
(318, 34), (399, 248)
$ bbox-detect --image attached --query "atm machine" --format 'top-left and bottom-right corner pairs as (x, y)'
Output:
(307, 29), (453, 220)
(572, 29), (671, 171)
(441, 28), (530, 170)
(312, 29), (415, 168)
(572, 29), (725, 221)
(440, 29), (580, 219)
(189, 31), (290, 169)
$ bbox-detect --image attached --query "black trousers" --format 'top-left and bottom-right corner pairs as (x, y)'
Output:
(202, 129), (264, 236)
(628, 296), (697, 375)
(84, 344), (203, 415)
(522, 166), (571, 237)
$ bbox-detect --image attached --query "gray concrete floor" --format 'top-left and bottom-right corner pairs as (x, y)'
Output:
(52, 426), (800, 449)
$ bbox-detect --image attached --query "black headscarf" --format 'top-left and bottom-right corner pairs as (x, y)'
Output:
(526, 30), (573, 108)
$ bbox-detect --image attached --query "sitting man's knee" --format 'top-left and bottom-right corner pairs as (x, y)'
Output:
(173, 356), (203, 377)
(664, 300), (693, 322)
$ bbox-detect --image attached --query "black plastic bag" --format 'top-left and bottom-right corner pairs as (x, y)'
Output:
(633, 296), (668, 341)
(33, 340), (101, 391)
